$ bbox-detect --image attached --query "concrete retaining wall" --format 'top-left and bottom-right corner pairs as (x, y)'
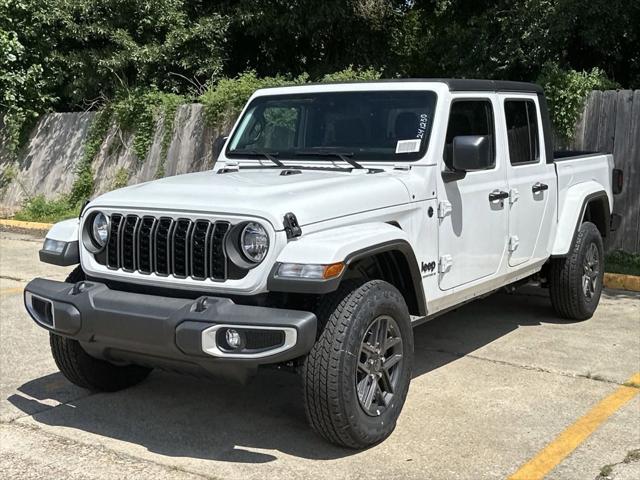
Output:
(0, 104), (226, 215)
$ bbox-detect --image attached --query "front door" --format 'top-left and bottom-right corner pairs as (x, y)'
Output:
(438, 97), (508, 290)
(500, 96), (555, 266)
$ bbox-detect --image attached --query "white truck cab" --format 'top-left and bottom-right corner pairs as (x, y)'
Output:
(25, 79), (623, 448)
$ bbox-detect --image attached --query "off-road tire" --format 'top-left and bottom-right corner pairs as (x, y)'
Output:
(549, 221), (604, 320)
(49, 267), (152, 392)
(302, 280), (414, 448)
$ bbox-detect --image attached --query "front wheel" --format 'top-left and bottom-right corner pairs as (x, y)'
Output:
(549, 221), (604, 320)
(50, 266), (152, 392)
(301, 280), (413, 448)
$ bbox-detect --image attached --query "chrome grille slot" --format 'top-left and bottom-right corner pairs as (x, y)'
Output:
(99, 213), (231, 281)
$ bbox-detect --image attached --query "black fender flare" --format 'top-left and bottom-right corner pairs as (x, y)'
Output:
(268, 239), (427, 316)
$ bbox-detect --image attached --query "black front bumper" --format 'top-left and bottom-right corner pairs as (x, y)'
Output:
(24, 278), (317, 380)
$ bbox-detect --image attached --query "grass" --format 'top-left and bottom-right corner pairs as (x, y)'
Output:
(605, 250), (640, 276)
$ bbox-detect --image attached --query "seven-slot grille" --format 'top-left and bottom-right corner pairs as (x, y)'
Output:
(104, 214), (230, 280)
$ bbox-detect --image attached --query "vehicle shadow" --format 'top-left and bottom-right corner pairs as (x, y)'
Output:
(7, 287), (578, 463)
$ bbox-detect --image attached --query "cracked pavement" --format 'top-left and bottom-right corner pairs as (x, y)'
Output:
(1, 229), (639, 479)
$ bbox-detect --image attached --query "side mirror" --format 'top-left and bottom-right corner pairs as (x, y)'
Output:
(212, 136), (228, 163)
(452, 135), (492, 171)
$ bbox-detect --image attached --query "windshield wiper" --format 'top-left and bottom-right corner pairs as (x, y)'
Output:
(294, 150), (364, 170)
(228, 149), (284, 167)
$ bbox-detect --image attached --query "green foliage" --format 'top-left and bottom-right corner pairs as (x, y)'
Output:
(200, 71), (307, 127)
(67, 108), (112, 206)
(320, 66), (383, 83)
(0, 17), (53, 157)
(13, 195), (81, 222)
(605, 250), (640, 276)
(538, 63), (617, 139)
(112, 167), (129, 189)
(0, 164), (17, 193)
(200, 67), (383, 127)
(111, 88), (186, 163)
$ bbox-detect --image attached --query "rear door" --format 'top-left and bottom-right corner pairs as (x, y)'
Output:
(501, 95), (556, 266)
(437, 96), (509, 290)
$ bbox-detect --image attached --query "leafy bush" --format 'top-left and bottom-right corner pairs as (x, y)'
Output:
(112, 167), (129, 189)
(111, 88), (186, 163)
(606, 250), (640, 276)
(0, 27), (53, 158)
(321, 66), (382, 83)
(200, 71), (307, 127)
(538, 63), (617, 140)
(200, 67), (382, 127)
(13, 195), (80, 222)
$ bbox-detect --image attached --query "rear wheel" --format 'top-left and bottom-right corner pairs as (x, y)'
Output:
(549, 221), (604, 320)
(50, 267), (152, 392)
(301, 280), (413, 448)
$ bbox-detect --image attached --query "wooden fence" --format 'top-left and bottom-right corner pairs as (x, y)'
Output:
(565, 90), (640, 254)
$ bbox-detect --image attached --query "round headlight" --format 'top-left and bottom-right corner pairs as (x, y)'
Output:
(91, 212), (109, 248)
(240, 222), (269, 263)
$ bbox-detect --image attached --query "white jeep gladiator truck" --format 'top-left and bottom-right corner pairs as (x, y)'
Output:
(25, 79), (623, 448)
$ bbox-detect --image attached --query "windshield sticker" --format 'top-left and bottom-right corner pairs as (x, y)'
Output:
(396, 139), (421, 154)
(417, 113), (429, 139)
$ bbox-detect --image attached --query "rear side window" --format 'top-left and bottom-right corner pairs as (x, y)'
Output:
(504, 100), (540, 165)
(443, 100), (495, 170)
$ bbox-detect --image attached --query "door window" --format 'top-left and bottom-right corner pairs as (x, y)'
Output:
(504, 100), (540, 165)
(443, 100), (495, 169)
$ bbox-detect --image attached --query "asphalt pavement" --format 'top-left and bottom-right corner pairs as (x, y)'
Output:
(1, 229), (638, 480)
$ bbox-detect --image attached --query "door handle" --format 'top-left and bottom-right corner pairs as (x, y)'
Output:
(532, 182), (549, 193)
(488, 190), (509, 202)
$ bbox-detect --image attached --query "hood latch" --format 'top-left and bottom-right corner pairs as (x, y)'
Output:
(283, 212), (302, 239)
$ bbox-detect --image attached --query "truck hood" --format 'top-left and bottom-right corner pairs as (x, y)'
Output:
(90, 168), (412, 229)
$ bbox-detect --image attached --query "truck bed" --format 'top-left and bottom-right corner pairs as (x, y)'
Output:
(555, 152), (614, 209)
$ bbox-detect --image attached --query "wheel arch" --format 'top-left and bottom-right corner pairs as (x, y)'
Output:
(268, 223), (427, 317)
(343, 241), (426, 317)
(551, 187), (610, 257)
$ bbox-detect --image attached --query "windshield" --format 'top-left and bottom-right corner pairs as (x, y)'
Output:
(227, 91), (437, 162)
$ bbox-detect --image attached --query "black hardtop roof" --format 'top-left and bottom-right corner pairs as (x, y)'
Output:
(261, 78), (543, 94)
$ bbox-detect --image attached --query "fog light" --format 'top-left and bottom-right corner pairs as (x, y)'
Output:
(225, 329), (243, 349)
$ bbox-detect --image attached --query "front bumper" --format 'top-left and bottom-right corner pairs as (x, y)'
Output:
(24, 278), (317, 380)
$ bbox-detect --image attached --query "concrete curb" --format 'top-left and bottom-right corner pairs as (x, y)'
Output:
(604, 273), (640, 292)
(0, 219), (52, 235)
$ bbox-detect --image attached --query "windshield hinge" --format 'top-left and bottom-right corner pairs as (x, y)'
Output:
(220, 160), (239, 173)
(437, 201), (452, 219)
(283, 212), (302, 239)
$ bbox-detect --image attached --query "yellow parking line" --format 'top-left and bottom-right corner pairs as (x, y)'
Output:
(508, 372), (640, 480)
(0, 287), (24, 296)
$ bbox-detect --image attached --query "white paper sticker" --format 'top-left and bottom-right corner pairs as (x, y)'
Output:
(395, 139), (421, 154)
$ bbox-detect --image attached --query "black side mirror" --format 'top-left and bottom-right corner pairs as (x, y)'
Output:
(212, 136), (228, 162)
(452, 135), (492, 171)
